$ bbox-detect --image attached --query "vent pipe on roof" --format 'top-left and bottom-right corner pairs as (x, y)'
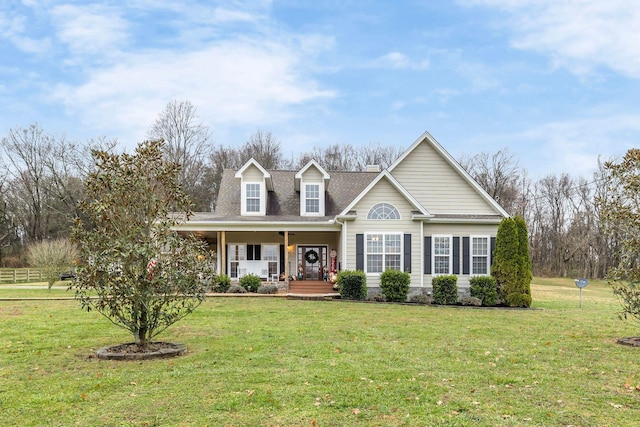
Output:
(366, 165), (381, 172)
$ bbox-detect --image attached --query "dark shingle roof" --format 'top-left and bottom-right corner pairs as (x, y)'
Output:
(209, 169), (378, 221)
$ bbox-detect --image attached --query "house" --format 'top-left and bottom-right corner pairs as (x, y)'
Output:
(175, 131), (509, 296)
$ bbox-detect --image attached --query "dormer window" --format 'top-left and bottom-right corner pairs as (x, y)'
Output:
(295, 160), (330, 217)
(246, 183), (261, 213)
(235, 158), (272, 216)
(305, 184), (320, 214)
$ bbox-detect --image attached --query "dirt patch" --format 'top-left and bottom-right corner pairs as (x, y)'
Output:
(96, 342), (187, 360)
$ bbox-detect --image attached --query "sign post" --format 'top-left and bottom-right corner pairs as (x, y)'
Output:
(574, 278), (589, 308)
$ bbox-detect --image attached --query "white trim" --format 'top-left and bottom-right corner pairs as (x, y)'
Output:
(388, 131), (510, 218)
(339, 170), (431, 217)
(432, 234), (453, 276)
(235, 158), (273, 190)
(295, 159), (330, 191)
(420, 221), (424, 287)
(367, 202), (401, 220)
(301, 182), (325, 216)
(364, 232), (403, 275)
(470, 235), (490, 276)
(241, 182), (265, 216)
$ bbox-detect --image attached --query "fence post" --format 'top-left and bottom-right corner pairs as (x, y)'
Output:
(13, 269), (16, 282)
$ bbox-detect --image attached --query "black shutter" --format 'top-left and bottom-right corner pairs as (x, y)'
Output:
(254, 244), (261, 261)
(225, 244), (228, 275)
(404, 234), (411, 273)
(247, 244), (254, 261)
(462, 237), (470, 275)
(490, 237), (496, 269)
(453, 236), (460, 275)
(356, 234), (364, 271)
(424, 236), (432, 275)
(279, 245), (285, 275)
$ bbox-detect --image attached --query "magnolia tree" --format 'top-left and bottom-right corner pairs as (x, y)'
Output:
(71, 140), (211, 348)
(599, 149), (640, 325)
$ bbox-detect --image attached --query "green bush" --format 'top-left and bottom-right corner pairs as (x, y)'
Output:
(257, 284), (278, 294)
(379, 270), (411, 302)
(227, 284), (247, 293)
(239, 273), (262, 292)
(470, 276), (499, 306)
(211, 274), (231, 293)
(432, 275), (458, 305)
(338, 270), (367, 300)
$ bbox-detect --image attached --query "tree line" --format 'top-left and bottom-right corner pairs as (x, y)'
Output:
(0, 100), (624, 279)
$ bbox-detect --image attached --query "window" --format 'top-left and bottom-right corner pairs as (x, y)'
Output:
(228, 244), (246, 279)
(366, 233), (402, 273)
(471, 236), (489, 275)
(305, 184), (320, 214)
(367, 203), (400, 220)
(433, 235), (452, 275)
(263, 244), (279, 277)
(245, 183), (260, 213)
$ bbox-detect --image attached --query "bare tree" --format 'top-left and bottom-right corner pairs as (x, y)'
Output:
(459, 148), (523, 215)
(147, 100), (212, 211)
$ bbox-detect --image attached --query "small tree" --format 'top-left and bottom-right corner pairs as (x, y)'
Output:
(71, 140), (211, 348)
(27, 238), (78, 290)
(599, 149), (640, 325)
(491, 216), (532, 307)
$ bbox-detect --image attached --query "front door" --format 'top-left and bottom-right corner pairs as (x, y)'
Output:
(297, 246), (327, 280)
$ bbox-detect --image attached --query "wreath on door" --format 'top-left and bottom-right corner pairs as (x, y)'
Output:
(304, 249), (319, 264)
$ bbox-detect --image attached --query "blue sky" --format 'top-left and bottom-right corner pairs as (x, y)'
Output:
(1, 0), (638, 178)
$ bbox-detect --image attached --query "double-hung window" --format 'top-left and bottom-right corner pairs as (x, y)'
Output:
(305, 184), (320, 214)
(433, 235), (452, 275)
(366, 233), (402, 274)
(228, 244), (246, 279)
(471, 236), (489, 275)
(245, 183), (261, 213)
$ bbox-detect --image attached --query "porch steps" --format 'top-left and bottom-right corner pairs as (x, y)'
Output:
(287, 280), (340, 300)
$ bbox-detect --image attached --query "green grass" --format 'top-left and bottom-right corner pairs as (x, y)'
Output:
(1, 278), (639, 426)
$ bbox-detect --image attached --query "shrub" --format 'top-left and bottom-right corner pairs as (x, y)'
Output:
(227, 284), (247, 293)
(409, 294), (432, 305)
(432, 275), (458, 305)
(366, 293), (386, 302)
(379, 270), (411, 302)
(470, 276), (499, 306)
(257, 284), (278, 294)
(460, 296), (482, 306)
(239, 273), (262, 292)
(338, 270), (367, 300)
(211, 274), (231, 293)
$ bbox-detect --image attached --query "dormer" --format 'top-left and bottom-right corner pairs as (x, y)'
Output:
(295, 160), (330, 216)
(235, 158), (273, 216)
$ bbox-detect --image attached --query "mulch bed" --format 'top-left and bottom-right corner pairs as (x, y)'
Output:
(96, 342), (187, 360)
(617, 337), (640, 347)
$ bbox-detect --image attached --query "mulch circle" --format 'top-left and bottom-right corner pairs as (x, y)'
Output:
(96, 342), (187, 360)
(617, 337), (640, 347)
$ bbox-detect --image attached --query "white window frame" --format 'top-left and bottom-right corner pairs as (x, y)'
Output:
(365, 232), (403, 275)
(301, 181), (324, 216)
(470, 235), (490, 276)
(432, 235), (452, 276)
(262, 244), (280, 278)
(228, 243), (246, 279)
(241, 182), (264, 215)
(367, 202), (401, 220)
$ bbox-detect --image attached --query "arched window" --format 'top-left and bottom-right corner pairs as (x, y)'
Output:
(367, 203), (400, 220)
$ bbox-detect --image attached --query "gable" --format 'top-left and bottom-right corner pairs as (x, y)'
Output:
(390, 133), (508, 216)
(350, 177), (417, 221)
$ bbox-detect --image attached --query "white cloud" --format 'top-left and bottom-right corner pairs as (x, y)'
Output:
(480, 113), (640, 178)
(50, 4), (128, 56)
(371, 51), (430, 70)
(51, 37), (336, 143)
(0, 10), (51, 55)
(463, 0), (640, 78)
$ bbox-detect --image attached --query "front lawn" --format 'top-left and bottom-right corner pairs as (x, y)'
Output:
(0, 278), (638, 426)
